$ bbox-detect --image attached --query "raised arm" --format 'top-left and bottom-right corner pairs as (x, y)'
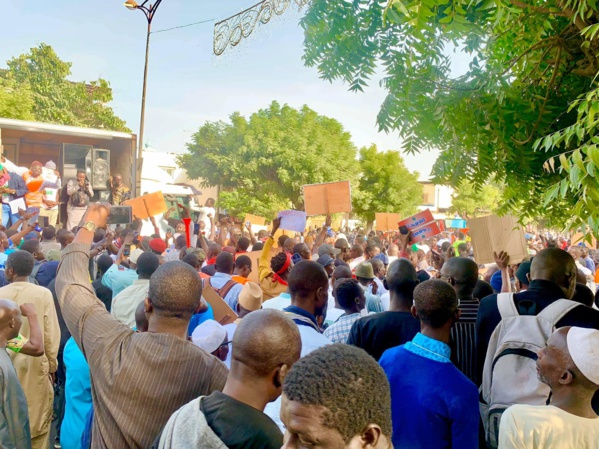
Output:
(17, 303), (44, 357)
(312, 214), (331, 255)
(494, 251), (511, 293)
(56, 203), (130, 357)
(246, 222), (257, 245)
(259, 218), (280, 282)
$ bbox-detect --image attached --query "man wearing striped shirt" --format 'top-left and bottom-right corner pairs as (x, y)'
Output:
(441, 257), (480, 383)
(56, 203), (228, 449)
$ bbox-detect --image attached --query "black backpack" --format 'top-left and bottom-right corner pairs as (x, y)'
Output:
(71, 189), (89, 208)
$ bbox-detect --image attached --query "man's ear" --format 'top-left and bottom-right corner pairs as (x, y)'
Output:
(559, 369), (574, 386)
(355, 424), (383, 448)
(144, 297), (153, 314)
(411, 304), (418, 320)
(383, 279), (389, 290)
(274, 363), (290, 389)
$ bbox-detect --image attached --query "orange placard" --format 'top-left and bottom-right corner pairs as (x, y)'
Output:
(123, 191), (168, 220)
(243, 214), (266, 227)
(202, 284), (238, 325)
(244, 247), (280, 284)
(302, 181), (352, 216)
(375, 213), (401, 231)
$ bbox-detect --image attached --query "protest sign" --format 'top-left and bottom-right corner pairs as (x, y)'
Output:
(468, 215), (528, 264)
(398, 209), (435, 231)
(245, 247), (279, 284)
(375, 213), (401, 231)
(244, 214), (266, 227)
(303, 181), (352, 216)
(396, 209), (441, 242)
(571, 232), (597, 248)
(202, 284), (238, 325)
(123, 191), (168, 219)
(278, 210), (307, 233)
(8, 197), (26, 215)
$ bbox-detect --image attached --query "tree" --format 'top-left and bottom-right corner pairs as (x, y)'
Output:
(180, 101), (360, 218)
(302, 0), (599, 235)
(0, 74), (35, 120)
(449, 182), (502, 219)
(353, 145), (422, 228)
(1, 43), (129, 131)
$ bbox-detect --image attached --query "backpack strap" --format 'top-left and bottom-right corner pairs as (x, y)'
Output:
(497, 292), (518, 319)
(537, 299), (581, 326)
(216, 280), (238, 300)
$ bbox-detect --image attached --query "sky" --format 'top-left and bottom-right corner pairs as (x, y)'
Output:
(0, 0), (471, 180)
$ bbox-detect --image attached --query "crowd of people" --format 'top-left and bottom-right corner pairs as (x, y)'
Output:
(0, 176), (598, 449)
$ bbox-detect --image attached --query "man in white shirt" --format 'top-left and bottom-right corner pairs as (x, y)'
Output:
(349, 244), (365, 270)
(499, 326), (599, 449)
(111, 252), (160, 328)
(196, 198), (216, 232)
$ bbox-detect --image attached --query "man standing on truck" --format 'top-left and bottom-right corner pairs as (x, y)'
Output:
(109, 174), (130, 206)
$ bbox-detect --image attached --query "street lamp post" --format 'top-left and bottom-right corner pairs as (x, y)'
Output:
(124, 0), (163, 163)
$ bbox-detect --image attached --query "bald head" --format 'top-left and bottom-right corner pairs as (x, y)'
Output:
(231, 309), (301, 377)
(332, 265), (352, 281)
(0, 299), (21, 340)
(388, 244), (399, 257)
(386, 259), (418, 302)
(530, 248), (577, 299)
(441, 257), (479, 298)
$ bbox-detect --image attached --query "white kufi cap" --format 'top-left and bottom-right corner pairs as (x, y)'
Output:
(566, 327), (599, 386)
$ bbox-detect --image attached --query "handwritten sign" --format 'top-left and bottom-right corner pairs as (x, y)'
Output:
(375, 213), (401, 231)
(123, 191), (168, 220)
(303, 181), (352, 216)
(278, 210), (307, 233)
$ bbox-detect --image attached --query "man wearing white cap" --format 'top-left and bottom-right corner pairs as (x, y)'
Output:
(499, 326), (599, 448)
(192, 320), (230, 362)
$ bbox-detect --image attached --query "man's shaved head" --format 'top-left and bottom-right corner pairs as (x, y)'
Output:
(441, 257), (479, 298)
(288, 261), (329, 300)
(215, 252), (235, 274)
(530, 248), (577, 299)
(148, 261), (202, 319)
(231, 309), (301, 377)
(0, 299), (21, 340)
(388, 244), (399, 256)
(332, 265), (352, 281)
(386, 258), (418, 299)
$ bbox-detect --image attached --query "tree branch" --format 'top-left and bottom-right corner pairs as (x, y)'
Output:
(508, 0), (568, 16)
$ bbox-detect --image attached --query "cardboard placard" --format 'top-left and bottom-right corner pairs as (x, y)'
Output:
(278, 210), (307, 233)
(244, 247), (280, 284)
(571, 232), (598, 248)
(303, 181), (352, 216)
(375, 213), (401, 231)
(468, 215), (528, 265)
(244, 214), (266, 227)
(123, 191), (168, 220)
(201, 284), (238, 325)
(398, 209), (435, 231)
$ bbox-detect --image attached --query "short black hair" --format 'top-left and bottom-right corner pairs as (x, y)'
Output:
(252, 242), (264, 251)
(6, 251), (35, 277)
(385, 259), (418, 298)
(292, 243), (306, 255)
(215, 252), (234, 274)
(42, 226), (56, 240)
(441, 241), (451, 252)
(175, 234), (186, 249)
(277, 234), (288, 248)
(237, 236), (251, 252)
(20, 239), (41, 255)
(573, 283), (595, 307)
(351, 244), (364, 257)
(334, 278), (362, 310)
(137, 252), (160, 279)
(457, 243), (468, 252)
(413, 279), (458, 328)
(473, 279), (493, 301)
(93, 228), (106, 244)
(270, 252), (289, 273)
(283, 344), (392, 442)
(235, 255), (251, 270)
(148, 261), (201, 319)
(96, 255), (114, 276)
(182, 253), (200, 269)
(288, 261), (328, 299)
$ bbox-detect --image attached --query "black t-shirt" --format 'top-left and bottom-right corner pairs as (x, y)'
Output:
(347, 311), (420, 361)
(201, 391), (283, 449)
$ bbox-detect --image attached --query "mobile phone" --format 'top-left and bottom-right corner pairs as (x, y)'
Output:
(124, 243), (131, 257)
(27, 214), (40, 227)
(39, 216), (49, 228)
(34, 224), (43, 232)
(399, 225), (409, 235)
(107, 206), (133, 225)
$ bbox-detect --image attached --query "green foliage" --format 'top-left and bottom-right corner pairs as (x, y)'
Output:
(180, 101), (360, 218)
(1, 43), (129, 131)
(353, 145), (422, 225)
(0, 74), (35, 120)
(302, 0), (599, 234)
(449, 181), (502, 219)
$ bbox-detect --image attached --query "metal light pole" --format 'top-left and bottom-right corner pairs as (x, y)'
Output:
(124, 0), (163, 162)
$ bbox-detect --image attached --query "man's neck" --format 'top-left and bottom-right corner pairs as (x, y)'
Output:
(389, 293), (412, 312)
(223, 376), (270, 412)
(147, 318), (189, 340)
(289, 301), (316, 317)
(549, 387), (598, 419)
(12, 276), (29, 283)
(420, 324), (451, 345)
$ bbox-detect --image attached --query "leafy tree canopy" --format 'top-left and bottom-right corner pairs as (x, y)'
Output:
(0, 43), (129, 131)
(180, 101), (361, 218)
(353, 144), (423, 226)
(449, 181), (503, 219)
(302, 0), (599, 235)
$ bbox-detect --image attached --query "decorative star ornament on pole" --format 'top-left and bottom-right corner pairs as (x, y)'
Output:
(214, 0), (310, 56)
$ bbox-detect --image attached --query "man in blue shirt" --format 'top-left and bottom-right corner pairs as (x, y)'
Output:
(379, 279), (478, 449)
(203, 252), (243, 310)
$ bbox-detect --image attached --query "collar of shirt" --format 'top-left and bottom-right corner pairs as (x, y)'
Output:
(212, 272), (232, 281)
(276, 293), (291, 300)
(133, 279), (150, 286)
(526, 279), (565, 299)
(405, 332), (451, 363)
(283, 305), (319, 329)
